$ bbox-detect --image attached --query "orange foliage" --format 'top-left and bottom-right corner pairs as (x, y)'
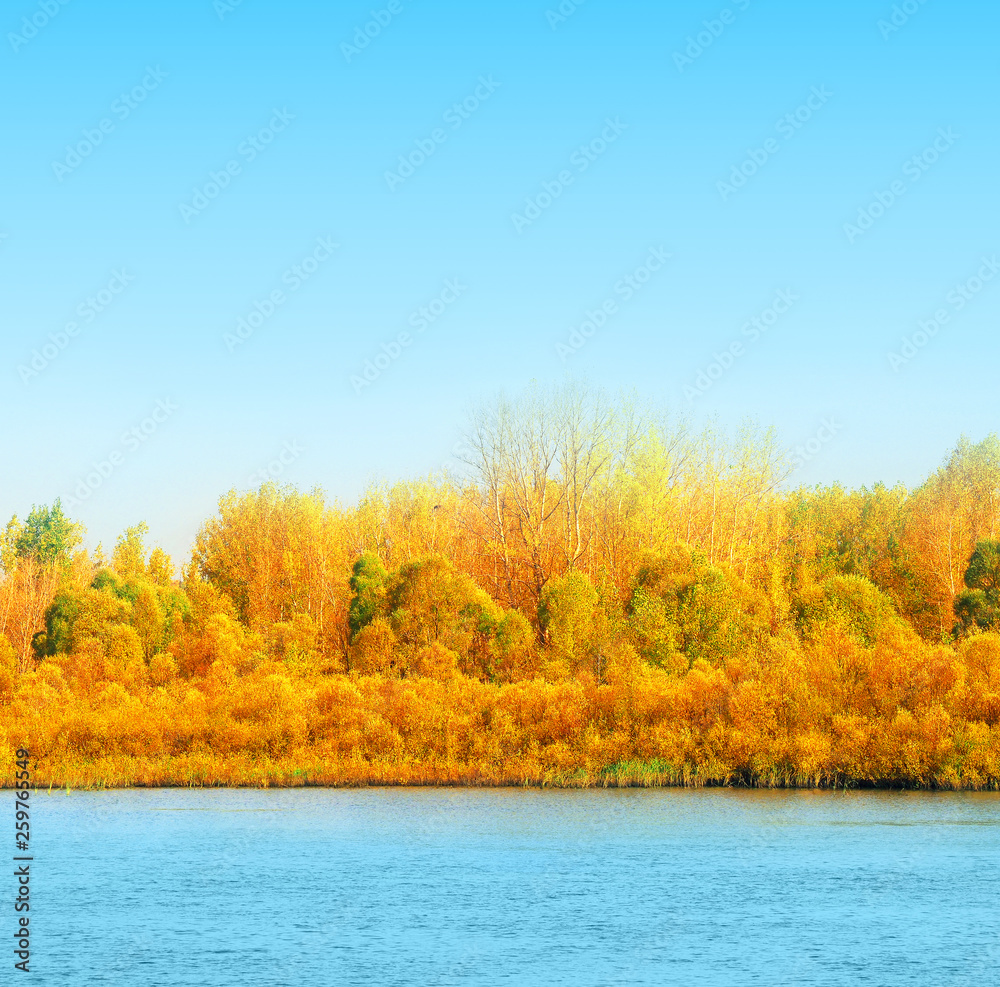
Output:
(3, 420), (1000, 790)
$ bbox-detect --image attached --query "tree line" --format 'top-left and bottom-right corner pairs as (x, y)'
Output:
(2, 382), (999, 788)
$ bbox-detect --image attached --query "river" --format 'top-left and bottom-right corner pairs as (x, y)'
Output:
(29, 788), (999, 985)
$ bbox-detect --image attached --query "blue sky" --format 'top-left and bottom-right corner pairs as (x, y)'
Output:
(2, 0), (998, 564)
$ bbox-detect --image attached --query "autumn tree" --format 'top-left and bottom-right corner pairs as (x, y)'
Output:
(797, 575), (906, 647)
(538, 570), (600, 669)
(627, 546), (770, 668)
(192, 484), (352, 654)
(460, 381), (672, 607)
(384, 554), (501, 676)
(903, 435), (1000, 637)
(1, 501), (87, 668)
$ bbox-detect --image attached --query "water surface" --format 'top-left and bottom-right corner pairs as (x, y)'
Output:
(31, 788), (999, 985)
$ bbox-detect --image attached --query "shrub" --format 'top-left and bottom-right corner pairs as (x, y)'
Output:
(798, 575), (905, 646)
(628, 547), (769, 667)
(538, 570), (598, 665)
(489, 610), (537, 681)
(349, 617), (401, 676)
(386, 554), (501, 671)
(411, 642), (460, 681)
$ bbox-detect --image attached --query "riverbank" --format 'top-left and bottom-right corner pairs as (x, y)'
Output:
(5, 754), (998, 791)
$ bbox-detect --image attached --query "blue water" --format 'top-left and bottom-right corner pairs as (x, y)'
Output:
(28, 788), (1000, 985)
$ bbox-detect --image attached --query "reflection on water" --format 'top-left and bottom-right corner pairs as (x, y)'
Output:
(34, 788), (1000, 986)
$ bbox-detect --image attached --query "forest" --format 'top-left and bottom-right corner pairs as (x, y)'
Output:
(2, 382), (1000, 789)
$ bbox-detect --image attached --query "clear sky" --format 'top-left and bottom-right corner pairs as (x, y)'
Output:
(2, 0), (998, 564)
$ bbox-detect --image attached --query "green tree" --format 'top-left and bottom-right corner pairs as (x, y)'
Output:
(31, 591), (80, 657)
(954, 540), (1000, 635)
(964, 540), (1000, 596)
(12, 500), (81, 568)
(348, 552), (388, 638)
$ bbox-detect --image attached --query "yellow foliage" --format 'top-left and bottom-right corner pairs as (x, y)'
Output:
(349, 618), (401, 676)
(0, 635), (15, 705)
(412, 642), (459, 680)
(6, 425), (1000, 789)
(149, 651), (178, 687)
